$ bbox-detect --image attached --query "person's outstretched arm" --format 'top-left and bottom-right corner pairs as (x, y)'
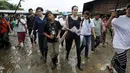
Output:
(107, 11), (117, 28)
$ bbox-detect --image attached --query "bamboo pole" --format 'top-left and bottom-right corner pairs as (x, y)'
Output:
(14, 0), (22, 14)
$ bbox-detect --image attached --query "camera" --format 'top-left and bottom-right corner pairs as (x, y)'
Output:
(51, 28), (59, 42)
(51, 27), (56, 36)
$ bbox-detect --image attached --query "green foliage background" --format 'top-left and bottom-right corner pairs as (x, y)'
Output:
(0, 0), (24, 10)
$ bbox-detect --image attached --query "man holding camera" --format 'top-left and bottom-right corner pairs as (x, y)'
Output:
(107, 3), (130, 73)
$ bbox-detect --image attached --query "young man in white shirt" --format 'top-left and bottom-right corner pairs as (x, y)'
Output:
(107, 3), (130, 73)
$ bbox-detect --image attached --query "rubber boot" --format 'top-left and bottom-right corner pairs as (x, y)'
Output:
(40, 52), (45, 60)
(66, 51), (69, 61)
(44, 51), (48, 63)
(51, 57), (57, 70)
(77, 57), (83, 71)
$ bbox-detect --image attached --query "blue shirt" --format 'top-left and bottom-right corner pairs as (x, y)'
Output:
(33, 16), (47, 35)
(4, 17), (9, 21)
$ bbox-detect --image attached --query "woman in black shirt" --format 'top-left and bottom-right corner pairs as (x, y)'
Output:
(65, 6), (82, 71)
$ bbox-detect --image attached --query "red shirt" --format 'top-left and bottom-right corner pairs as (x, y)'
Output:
(0, 18), (9, 34)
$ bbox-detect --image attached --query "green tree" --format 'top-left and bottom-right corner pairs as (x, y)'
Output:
(0, 1), (24, 10)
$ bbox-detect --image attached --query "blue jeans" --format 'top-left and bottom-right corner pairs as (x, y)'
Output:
(84, 35), (91, 57)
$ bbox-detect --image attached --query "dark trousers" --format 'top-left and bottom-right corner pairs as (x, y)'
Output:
(91, 35), (95, 51)
(10, 24), (13, 30)
(0, 32), (10, 48)
(95, 36), (101, 48)
(109, 28), (113, 39)
(102, 31), (106, 45)
(66, 33), (81, 66)
(91, 35), (101, 51)
(28, 29), (37, 44)
(38, 35), (48, 56)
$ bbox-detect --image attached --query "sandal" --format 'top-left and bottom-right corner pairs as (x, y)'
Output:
(106, 66), (114, 73)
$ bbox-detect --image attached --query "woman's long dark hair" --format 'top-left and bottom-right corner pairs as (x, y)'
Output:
(72, 5), (78, 11)
(84, 11), (91, 23)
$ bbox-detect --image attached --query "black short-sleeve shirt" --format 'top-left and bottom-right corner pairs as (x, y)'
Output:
(44, 20), (62, 43)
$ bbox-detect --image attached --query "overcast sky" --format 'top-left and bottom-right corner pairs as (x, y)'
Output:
(8, 0), (93, 12)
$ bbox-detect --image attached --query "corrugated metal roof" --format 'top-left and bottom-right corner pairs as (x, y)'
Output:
(0, 10), (59, 14)
(0, 10), (28, 14)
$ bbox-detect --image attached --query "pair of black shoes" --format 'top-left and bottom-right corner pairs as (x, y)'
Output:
(77, 65), (83, 71)
(41, 52), (48, 63)
(51, 56), (58, 70)
(77, 57), (83, 71)
(40, 56), (47, 63)
(66, 56), (83, 71)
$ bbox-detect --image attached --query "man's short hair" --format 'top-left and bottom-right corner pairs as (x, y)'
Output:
(126, 3), (130, 9)
(36, 7), (43, 11)
(28, 8), (33, 12)
(95, 13), (100, 16)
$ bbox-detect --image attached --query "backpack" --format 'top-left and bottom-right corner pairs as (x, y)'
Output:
(81, 18), (91, 27)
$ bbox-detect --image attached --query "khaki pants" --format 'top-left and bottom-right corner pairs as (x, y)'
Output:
(48, 42), (59, 58)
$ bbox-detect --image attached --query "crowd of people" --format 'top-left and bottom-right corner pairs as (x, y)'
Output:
(0, 3), (130, 73)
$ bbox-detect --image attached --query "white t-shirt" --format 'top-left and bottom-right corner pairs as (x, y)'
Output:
(59, 18), (66, 27)
(80, 19), (95, 35)
(112, 15), (130, 50)
(59, 18), (66, 30)
(15, 19), (26, 32)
